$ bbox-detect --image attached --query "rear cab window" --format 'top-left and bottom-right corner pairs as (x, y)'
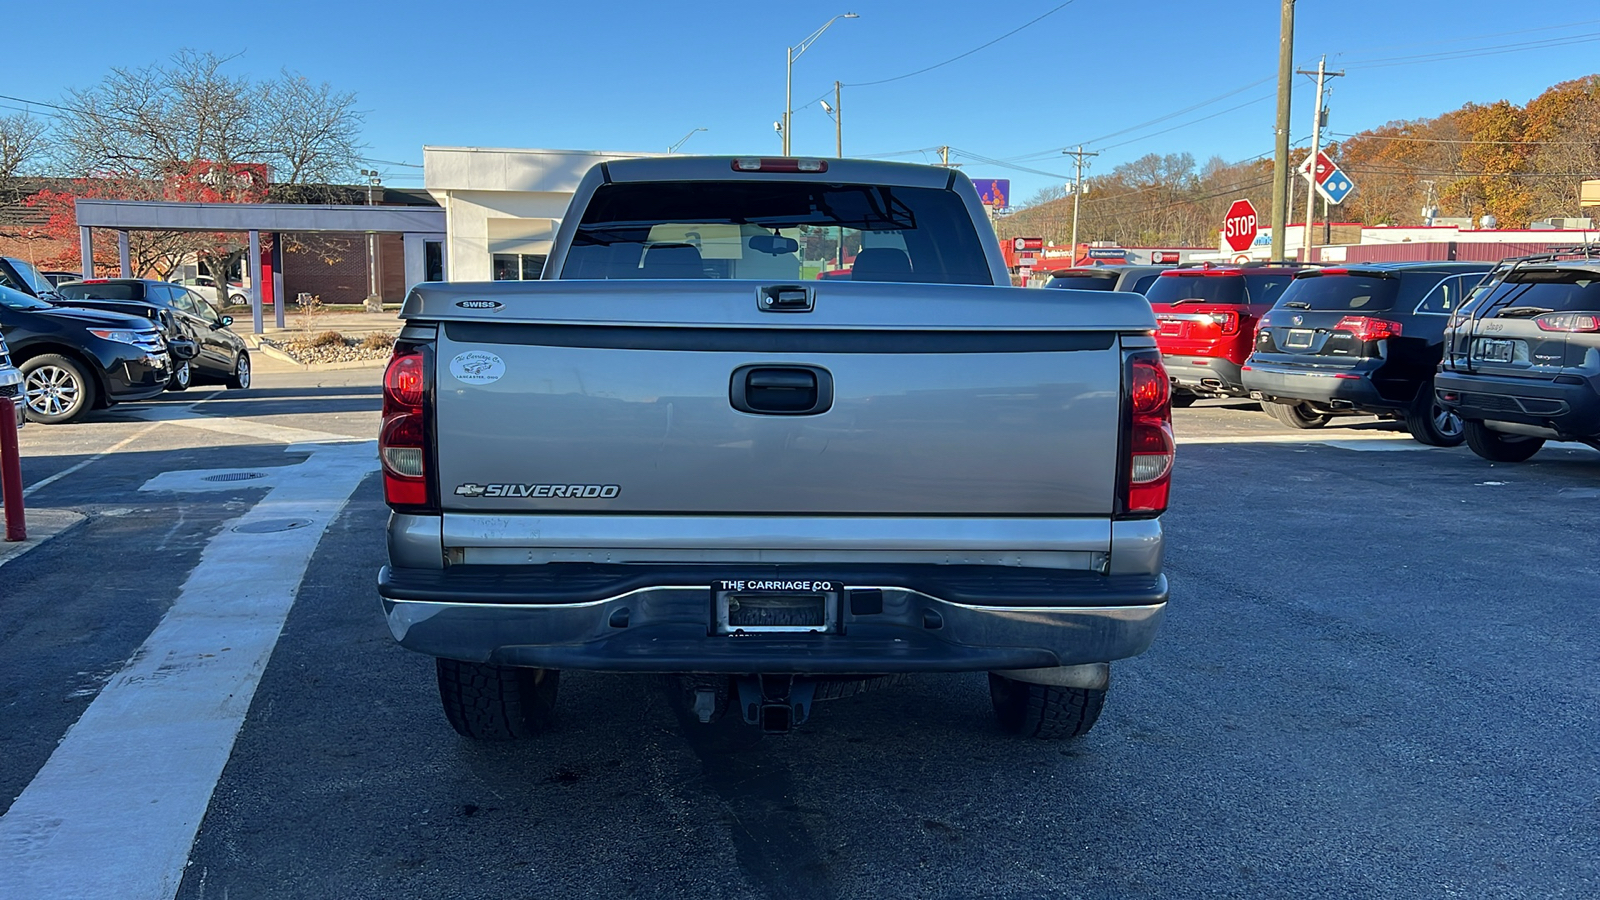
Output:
(1146, 274), (1246, 306)
(57, 283), (143, 302)
(1473, 269), (1600, 316)
(1046, 273), (1119, 291)
(1277, 273), (1401, 312)
(561, 182), (993, 284)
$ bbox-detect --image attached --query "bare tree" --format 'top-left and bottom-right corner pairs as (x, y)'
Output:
(260, 72), (362, 186)
(0, 112), (49, 181)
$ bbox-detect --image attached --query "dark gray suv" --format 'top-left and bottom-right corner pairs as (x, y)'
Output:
(1437, 255), (1600, 461)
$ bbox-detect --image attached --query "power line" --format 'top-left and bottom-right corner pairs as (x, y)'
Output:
(1342, 30), (1600, 69)
(1328, 132), (1598, 147)
(846, 0), (1081, 88)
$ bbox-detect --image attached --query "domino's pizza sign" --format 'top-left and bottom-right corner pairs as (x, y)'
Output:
(1318, 167), (1355, 205)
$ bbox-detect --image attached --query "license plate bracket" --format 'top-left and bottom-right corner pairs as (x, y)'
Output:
(713, 579), (841, 634)
(1478, 338), (1514, 363)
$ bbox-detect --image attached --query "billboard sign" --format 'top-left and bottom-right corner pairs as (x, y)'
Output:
(971, 178), (1011, 208)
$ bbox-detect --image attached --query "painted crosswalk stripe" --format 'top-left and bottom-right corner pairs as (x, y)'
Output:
(0, 441), (376, 900)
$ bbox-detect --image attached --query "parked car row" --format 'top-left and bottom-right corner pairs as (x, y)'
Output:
(0, 257), (250, 424)
(1041, 256), (1598, 461)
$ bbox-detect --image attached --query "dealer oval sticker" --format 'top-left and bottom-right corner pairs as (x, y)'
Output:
(449, 351), (505, 385)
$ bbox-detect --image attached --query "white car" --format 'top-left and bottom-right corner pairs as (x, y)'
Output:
(172, 276), (246, 311)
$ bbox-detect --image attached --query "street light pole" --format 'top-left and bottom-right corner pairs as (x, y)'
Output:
(668, 127), (708, 154)
(784, 13), (858, 156)
(359, 168), (382, 306)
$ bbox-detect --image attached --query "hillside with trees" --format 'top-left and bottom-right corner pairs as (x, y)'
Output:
(999, 75), (1600, 247)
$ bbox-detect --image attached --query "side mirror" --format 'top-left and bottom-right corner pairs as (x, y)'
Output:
(749, 234), (800, 256)
(219, 315), (234, 327)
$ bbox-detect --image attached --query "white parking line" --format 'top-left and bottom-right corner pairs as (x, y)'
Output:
(126, 404), (363, 445)
(0, 441), (377, 900)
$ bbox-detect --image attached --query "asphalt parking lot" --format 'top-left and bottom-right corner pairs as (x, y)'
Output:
(1, 365), (1596, 899)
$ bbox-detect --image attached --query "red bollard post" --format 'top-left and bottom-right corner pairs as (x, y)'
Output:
(0, 401), (24, 542)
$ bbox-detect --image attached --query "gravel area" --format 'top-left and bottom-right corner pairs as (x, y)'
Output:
(266, 333), (394, 365)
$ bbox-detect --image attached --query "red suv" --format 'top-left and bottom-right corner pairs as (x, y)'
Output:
(1146, 265), (1306, 405)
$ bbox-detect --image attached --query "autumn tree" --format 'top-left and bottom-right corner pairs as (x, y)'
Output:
(30, 49), (363, 276)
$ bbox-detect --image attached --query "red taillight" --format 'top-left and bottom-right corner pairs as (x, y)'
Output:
(1123, 352), (1174, 518)
(1336, 316), (1403, 342)
(1209, 310), (1240, 335)
(381, 348), (430, 508)
(1535, 312), (1600, 333)
(731, 158), (829, 173)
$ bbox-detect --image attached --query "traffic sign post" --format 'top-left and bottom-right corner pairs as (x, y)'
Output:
(1222, 200), (1259, 253)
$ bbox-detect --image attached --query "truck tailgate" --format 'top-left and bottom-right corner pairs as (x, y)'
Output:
(419, 281), (1149, 517)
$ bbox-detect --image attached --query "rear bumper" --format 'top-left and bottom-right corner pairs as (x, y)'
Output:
(1164, 354), (1245, 394)
(378, 563), (1168, 674)
(1241, 360), (1392, 409)
(1436, 370), (1600, 440)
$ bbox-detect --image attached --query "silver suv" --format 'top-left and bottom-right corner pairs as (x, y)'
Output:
(0, 332), (21, 430)
(1437, 254), (1600, 461)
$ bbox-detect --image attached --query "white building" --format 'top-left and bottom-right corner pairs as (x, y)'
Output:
(423, 146), (660, 282)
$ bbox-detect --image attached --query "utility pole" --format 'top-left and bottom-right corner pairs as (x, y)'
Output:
(938, 146), (950, 167)
(835, 81), (842, 158)
(1270, 0), (1295, 262)
(1297, 55), (1342, 262)
(1063, 146), (1099, 266)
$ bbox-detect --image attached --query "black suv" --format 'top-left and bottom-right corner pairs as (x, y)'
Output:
(1242, 262), (1494, 445)
(55, 279), (251, 392)
(1043, 265), (1170, 294)
(0, 283), (171, 423)
(1436, 254), (1600, 461)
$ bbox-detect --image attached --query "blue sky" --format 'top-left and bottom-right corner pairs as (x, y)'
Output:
(5, 1), (1600, 204)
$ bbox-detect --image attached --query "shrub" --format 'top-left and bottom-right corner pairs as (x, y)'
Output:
(358, 332), (396, 352)
(309, 330), (345, 348)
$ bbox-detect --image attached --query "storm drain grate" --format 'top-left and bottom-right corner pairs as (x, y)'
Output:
(233, 518), (313, 534)
(204, 472), (268, 482)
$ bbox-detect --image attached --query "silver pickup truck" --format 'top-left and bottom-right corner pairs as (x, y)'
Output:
(377, 157), (1173, 740)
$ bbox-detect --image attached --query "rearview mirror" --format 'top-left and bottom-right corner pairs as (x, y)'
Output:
(749, 234), (800, 256)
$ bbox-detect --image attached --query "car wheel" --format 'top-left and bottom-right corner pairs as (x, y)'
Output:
(436, 659), (559, 740)
(228, 292), (247, 307)
(21, 354), (97, 424)
(226, 351), (251, 390)
(1464, 420), (1544, 462)
(168, 360), (191, 392)
(1170, 390), (1199, 408)
(1403, 386), (1465, 447)
(1265, 401), (1330, 429)
(988, 672), (1107, 739)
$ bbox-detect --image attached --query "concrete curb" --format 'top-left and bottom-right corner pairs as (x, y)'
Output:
(0, 508), (87, 569)
(252, 342), (387, 372)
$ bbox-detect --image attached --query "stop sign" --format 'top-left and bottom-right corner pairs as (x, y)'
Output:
(1222, 199), (1258, 253)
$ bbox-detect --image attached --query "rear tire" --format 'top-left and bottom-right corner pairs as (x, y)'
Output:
(1403, 385), (1465, 447)
(988, 673), (1107, 739)
(226, 351), (251, 390)
(436, 659), (559, 740)
(1266, 401), (1330, 429)
(168, 360), (191, 392)
(1464, 420), (1544, 462)
(1169, 390), (1198, 408)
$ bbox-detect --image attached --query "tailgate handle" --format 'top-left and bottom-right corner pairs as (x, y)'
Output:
(731, 365), (833, 416)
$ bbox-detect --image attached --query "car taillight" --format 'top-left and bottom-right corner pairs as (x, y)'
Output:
(1121, 351), (1174, 518)
(1336, 316), (1403, 341)
(1209, 311), (1240, 335)
(381, 346), (432, 509)
(1535, 312), (1600, 333)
